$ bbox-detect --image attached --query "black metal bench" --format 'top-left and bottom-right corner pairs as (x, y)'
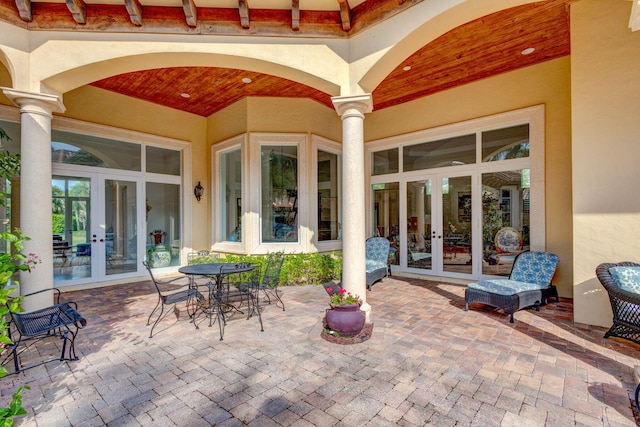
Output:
(2, 288), (86, 374)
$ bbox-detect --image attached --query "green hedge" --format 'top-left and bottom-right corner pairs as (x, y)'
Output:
(190, 252), (342, 286)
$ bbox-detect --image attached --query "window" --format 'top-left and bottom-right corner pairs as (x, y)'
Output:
(317, 150), (341, 241)
(482, 124), (530, 162)
(52, 130), (142, 171)
(373, 182), (399, 265)
(481, 169), (530, 275)
(261, 145), (298, 243)
(146, 146), (181, 175)
(220, 148), (242, 242)
(372, 148), (399, 175)
(403, 134), (476, 171)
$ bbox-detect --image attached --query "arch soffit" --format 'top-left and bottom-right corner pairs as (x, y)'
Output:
(0, 48), (15, 88)
(358, 0), (540, 93)
(41, 51), (342, 96)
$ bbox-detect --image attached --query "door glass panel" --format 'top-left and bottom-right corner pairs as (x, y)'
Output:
(53, 176), (92, 281)
(407, 180), (432, 269)
(372, 182), (399, 266)
(145, 182), (181, 268)
(482, 169), (530, 276)
(105, 179), (138, 275)
(442, 176), (472, 274)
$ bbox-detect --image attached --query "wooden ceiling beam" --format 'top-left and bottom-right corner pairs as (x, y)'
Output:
(14, 0), (32, 21)
(124, 0), (143, 26)
(66, 0), (86, 24)
(337, 0), (351, 32)
(291, 0), (299, 31)
(182, 0), (197, 27)
(238, 0), (250, 29)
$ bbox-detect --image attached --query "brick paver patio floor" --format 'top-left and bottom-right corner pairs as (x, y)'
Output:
(2, 275), (639, 426)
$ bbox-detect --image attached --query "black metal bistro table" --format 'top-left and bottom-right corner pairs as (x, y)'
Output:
(178, 262), (260, 340)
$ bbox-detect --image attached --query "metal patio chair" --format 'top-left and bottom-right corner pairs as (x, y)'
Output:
(2, 288), (87, 374)
(257, 251), (285, 310)
(143, 261), (204, 338)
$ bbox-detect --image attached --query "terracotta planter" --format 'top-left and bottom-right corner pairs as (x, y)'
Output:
(325, 304), (365, 337)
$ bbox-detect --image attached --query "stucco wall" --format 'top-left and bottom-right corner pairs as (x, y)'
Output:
(366, 56), (573, 298)
(571, 0), (640, 327)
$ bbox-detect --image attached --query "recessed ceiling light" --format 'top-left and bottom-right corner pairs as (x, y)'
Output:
(521, 47), (535, 55)
(403, 65), (411, 71)
(242, 77), (252, 84)
(180, 93), (190, 98)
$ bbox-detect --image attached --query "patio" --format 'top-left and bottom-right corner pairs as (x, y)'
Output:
(2, 275), (639, 426)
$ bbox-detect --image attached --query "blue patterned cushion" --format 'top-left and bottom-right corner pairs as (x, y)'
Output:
(467, 279), (546, 295)
(366, 238), (390, 265)
(510, 251), (559, 286)
(608, 266), (640, 294)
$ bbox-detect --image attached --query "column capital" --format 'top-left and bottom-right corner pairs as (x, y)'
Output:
(1, 88), (66, 117)
(331, 94), (373, 119)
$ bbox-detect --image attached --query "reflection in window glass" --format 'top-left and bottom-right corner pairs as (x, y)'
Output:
(482, 124), (529, 162)
(146, 146), (181, 175)
(372, 182), (399, 265)
(221, 148), (242, 242)
(407, 180), (432, 270)
(52, 130), (141, 171)
(318, 150), (341, 241)
(481, 169), (530, 276)
(403, 134), (476, 171)
(146, 182), (181, 267)
(261, 145), (298, 243)
(441, 176), (472, 275)
(372, 148), (399, 175)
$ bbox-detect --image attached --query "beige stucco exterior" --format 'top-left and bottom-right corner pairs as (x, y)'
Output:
(571, 0), (640, 327)
(0, 0), (637, 326)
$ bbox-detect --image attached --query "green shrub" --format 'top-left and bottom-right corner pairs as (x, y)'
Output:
(211, 252), (342, 286)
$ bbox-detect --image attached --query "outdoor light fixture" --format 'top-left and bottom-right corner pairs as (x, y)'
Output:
(194, 181), (204, 201)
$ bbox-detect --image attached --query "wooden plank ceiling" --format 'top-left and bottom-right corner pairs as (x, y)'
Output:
(0, 0), (571, 116)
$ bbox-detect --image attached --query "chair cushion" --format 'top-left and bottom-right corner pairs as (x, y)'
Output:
(608, 266), (640, 294)
(467, 279), (546, 296)
(366, 259), (387, 272)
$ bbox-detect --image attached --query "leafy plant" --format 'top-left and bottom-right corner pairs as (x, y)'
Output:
(327, 287), (360, 306)
(0, 125), (31, 425)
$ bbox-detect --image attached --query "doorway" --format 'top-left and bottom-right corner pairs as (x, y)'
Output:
(52, 173), (141, 285)
(404, 173), (473, 277)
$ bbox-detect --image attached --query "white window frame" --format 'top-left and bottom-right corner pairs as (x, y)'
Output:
(212, 134), (247, 254)
(311, 134), (342, 252)
(249, 132), (308, 254)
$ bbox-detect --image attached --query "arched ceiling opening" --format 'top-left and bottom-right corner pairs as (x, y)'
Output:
(367, 0), (570, 111)
(90, 66), (334, 117)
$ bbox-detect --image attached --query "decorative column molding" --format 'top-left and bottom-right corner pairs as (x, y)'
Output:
(331, 94), (373, 320)
(2, 88), (65, 311)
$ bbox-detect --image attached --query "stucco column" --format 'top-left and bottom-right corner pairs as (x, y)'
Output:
(332, 94), (373, 319)
(2, 88), (65, 311)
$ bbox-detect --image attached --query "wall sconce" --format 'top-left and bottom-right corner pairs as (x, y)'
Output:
(194, 181), (204, 202)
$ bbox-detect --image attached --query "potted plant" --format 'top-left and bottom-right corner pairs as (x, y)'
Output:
(324, 288), (365, 337)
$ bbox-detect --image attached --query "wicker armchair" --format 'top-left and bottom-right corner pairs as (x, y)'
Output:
(595, 262), (640, 345)
(366, 237), (390, 291)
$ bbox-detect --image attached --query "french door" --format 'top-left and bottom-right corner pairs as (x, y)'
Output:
(52, 171), (143, 285)
(404, 172), (473, 277)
